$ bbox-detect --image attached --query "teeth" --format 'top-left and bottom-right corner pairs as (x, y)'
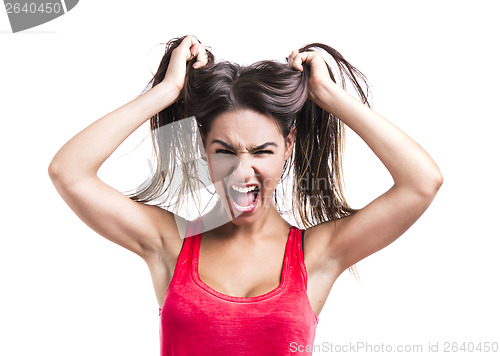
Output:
(231, 185), (258, 193)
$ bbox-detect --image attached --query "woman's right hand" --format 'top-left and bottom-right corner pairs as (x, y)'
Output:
(162, 35), (208, 94)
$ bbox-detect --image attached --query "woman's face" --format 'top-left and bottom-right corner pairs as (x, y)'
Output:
(202, 109), (295, 224)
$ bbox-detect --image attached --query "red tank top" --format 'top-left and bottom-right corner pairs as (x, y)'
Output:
(158, 220), (319, 355)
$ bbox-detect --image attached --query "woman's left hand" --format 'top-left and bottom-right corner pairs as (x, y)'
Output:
(287, 49), (334, 105)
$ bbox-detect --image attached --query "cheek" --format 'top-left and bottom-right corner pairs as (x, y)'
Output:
(207, 154), (240, 183)
(260, 158), (285, 193)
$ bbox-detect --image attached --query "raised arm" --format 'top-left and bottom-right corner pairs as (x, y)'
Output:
(288, 49), (443, 275)
(48, 35), (208, 261)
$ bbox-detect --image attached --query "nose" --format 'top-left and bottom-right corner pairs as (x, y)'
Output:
(229, 154), (258, 185)
(240, 155), (257, 181)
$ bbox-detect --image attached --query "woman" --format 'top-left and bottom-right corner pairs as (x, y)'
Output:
(48, 35), (443, 355)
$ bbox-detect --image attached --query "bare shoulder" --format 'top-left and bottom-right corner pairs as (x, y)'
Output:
(302, 220), (347, 315)
(141, 207), (189, 307)
(142, 206), (187, 265)
(302, 219), (344, 279)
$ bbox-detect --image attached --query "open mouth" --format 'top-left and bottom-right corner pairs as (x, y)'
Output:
(228, 184), (260, 213)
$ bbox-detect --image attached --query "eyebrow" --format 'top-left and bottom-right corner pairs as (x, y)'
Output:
(211, 139), (277, 151)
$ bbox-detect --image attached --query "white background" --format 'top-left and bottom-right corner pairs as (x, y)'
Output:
(1, 1), (499, 355)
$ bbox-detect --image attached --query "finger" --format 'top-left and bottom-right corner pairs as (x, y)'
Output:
(294, 52), (307, 71)
(289, 50), (305, 71)
(192, 44), (208, 68)
(287, 49), (299, 68)
(181, 34), (201, 60)
(189, 42), (201, 59)
(293, 51), (321, 71)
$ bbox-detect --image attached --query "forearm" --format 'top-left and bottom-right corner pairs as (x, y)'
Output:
(49, 82), (178, 183)
(315, 81), (443, 195)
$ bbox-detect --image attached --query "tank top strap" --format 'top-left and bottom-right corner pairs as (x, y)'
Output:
(290, 226), (309, 289)
(183, 217), (203, 257)
(186, 217), (203, 238)
(289, 225), (300, 259)
(166, 218), (202, 288)
(289, 226), (320, 325)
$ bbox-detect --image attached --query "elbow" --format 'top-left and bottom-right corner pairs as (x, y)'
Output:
(48, 160), (68, 187)
(420, 169), (444, 198)
(399, 168), (443, 199)
(48, 160), (60, 182)
(435, 170), (444, 190)
(48, 159), (95, 187)
(48, 159), (72, 186)
(430, 165), (444, 192)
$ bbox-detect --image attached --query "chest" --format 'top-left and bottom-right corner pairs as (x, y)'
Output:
(197, 237), (287, 298)
(151, 229), (338, 317)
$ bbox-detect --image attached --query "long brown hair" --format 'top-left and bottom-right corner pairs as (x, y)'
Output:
(126, 35), (370, 278)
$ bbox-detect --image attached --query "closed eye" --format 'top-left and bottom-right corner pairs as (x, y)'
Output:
(215, 149), (273, 155)
(215, 149), (234, 154)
